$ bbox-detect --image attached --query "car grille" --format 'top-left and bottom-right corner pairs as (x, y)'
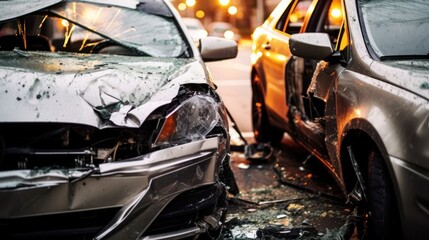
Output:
(0, 123), (153, 170)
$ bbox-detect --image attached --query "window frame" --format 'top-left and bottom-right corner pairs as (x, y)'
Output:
(284, 0), (314, 35)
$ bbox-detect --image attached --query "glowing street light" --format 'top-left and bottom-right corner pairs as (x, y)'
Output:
(330, 8), (342, 18)
(178, 3), (186, 11)
(196, 10), (205, 19)
(219, 0), (230, 7)
(186, 0), (196, 7)
(228, 6), (237, 15)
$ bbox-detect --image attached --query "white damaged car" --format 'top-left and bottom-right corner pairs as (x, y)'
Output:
(0, 0), (238, 239)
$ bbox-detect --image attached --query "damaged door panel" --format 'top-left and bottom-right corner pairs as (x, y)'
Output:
(285, 56), (329, 160)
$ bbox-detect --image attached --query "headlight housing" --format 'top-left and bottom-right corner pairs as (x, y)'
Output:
(153, 95), (220, 147)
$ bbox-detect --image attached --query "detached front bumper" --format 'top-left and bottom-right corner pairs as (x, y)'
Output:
(0, 137), (228, 240)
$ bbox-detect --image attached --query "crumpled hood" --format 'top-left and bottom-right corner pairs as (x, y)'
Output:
(371, 59), (429, 100)
(0, 52), (210, 128)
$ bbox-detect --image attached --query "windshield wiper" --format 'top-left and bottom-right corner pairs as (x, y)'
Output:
(380, 54), (429, 60)
(47, 10), (153, 57)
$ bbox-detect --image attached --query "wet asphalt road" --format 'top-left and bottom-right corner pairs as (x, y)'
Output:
(224, 133), (354, 239)
(207, 41), (358, 239)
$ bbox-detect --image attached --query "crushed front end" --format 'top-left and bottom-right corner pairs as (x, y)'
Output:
(0, 85), (236, 240)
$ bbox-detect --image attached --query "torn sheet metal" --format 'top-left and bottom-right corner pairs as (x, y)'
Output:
(307, 61), (336, 102)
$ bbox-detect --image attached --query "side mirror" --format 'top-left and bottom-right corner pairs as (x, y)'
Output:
(199, 36), (238, 62)
(289, 33), (334, 60)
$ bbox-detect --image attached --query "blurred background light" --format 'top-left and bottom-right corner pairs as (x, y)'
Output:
(228, 6), (238, 15)
(219, 0), (230, 7)
(186, 0), (196, 7)
(178, 3), (186, 11)
(196, 10), (205, 18)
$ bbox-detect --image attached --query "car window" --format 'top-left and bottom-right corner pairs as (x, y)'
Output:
(0, 1), (190, 57)
(305, 0), (343, 45)
(275, 2), (294, 31)
(285, 0), (312, 35)
(337, 22), (349, 51)
(324, 0), (343, 44)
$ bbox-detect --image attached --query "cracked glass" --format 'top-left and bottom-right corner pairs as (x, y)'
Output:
(0, 1), (189, 57)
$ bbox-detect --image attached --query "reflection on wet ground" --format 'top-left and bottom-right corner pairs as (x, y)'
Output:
(223, 134), (358, 239)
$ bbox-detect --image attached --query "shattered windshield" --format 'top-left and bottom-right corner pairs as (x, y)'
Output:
(358, 0), (429, 59)
(0, 0), (189, 57)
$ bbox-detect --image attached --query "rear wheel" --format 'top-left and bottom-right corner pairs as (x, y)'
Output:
(251, 74), (283, 145)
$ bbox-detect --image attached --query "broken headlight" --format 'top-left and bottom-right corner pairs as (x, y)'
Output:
(153, 95), (220, 147)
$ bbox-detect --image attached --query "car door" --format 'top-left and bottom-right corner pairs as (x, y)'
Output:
(261, 0), (314, 125)
(286, 0), (343, 160)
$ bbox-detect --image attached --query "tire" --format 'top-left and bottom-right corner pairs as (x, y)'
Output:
(251, 74), (284, 145)
(358, 150), (401, 239)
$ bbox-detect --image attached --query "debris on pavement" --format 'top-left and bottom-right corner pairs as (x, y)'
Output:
(222, 184), (352, 239)
(223, 140), (361, 239)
